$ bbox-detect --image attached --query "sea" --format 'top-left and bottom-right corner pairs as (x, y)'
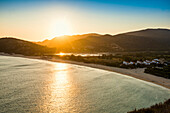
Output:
(0, 55), (169, 113)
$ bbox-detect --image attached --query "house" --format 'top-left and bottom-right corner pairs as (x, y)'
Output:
(153, 59), (159, 62)
(147, 62), (151, 65)
(137, 61), (142, 64)
(129, 61), (135, 65)
(156, 62), (160, 64)
(123, 61), (129, 65)
(151, 60), (157, 63)
(146, 60), (150, 62)
(143, 61), (150, 65)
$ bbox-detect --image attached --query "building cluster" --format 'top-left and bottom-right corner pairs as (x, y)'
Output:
(122, 59), (161, 66)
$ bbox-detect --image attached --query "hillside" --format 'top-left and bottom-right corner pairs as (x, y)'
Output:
(0, 38), (56, 55)
(36, 33), (101, 52)
(37, 28), (170, 52)
(116, 28), (170, 51)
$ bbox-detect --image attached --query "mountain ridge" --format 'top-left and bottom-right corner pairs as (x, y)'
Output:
(1, 28), (170, 53)
(36, 28), (170, 52)
(0, 37), (55, 55)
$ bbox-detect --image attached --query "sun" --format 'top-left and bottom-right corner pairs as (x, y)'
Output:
(50, 18), (72, 37)
(59, 52), (65, 56)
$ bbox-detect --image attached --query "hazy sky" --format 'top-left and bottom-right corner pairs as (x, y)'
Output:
(0, 0), (170, 41)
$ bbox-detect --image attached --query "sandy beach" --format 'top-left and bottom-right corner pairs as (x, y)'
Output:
(1, 54), (170, 89)
(48, 58), (170, 89)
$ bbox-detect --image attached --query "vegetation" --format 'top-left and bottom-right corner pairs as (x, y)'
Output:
(37, 29), (170, 52)
(0, 38), (56, 55)
(48, 54), (122, 67)
(128, 99), (170, 113)
(44, 51), (170, 69)
(42, 51), (170, 79)
(145, 65), (170, 79)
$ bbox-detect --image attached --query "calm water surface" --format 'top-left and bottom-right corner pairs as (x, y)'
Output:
(0, 56), (170, 113)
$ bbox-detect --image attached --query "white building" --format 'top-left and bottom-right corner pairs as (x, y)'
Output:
(137, 61), (142, 64)
(123, 61), (129, 65)
(143, 61), (150, 65)
(129, 61), (135, 65)
(151, 60), (157, 63)
(153, 59), (159, 61)
(146, 60), (151, 63)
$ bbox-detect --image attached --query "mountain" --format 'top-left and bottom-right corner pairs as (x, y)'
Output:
(110, 28), (170, 51)
(37, 28), (170, 52)
(0, 38), (55, 55)
(36, 33), (100, 48)
(125, 28), (170, 39)
(1, 29), (169, 55)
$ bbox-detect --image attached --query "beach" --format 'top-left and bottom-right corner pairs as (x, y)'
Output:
(49, 58), (170, 89)
(1, 54), (170, 89)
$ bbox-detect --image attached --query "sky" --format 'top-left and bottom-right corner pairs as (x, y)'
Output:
(0, 0), (170, 41)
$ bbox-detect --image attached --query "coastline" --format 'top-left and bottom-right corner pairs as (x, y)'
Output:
(49, 58), (170, 89)
(1, 54), (170, 89)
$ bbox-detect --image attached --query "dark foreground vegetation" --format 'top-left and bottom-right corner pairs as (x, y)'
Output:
(145, 65), (170, 79)
(128, 99), (170, 113)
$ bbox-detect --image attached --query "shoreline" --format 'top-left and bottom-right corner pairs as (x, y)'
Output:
(49, 58), (170, 89)
(1, 54), (170, 89)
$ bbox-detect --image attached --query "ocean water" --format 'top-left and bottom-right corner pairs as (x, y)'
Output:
(0, 55), (169, 113)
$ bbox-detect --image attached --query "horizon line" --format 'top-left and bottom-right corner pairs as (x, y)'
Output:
(0, 27), (170, 42)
